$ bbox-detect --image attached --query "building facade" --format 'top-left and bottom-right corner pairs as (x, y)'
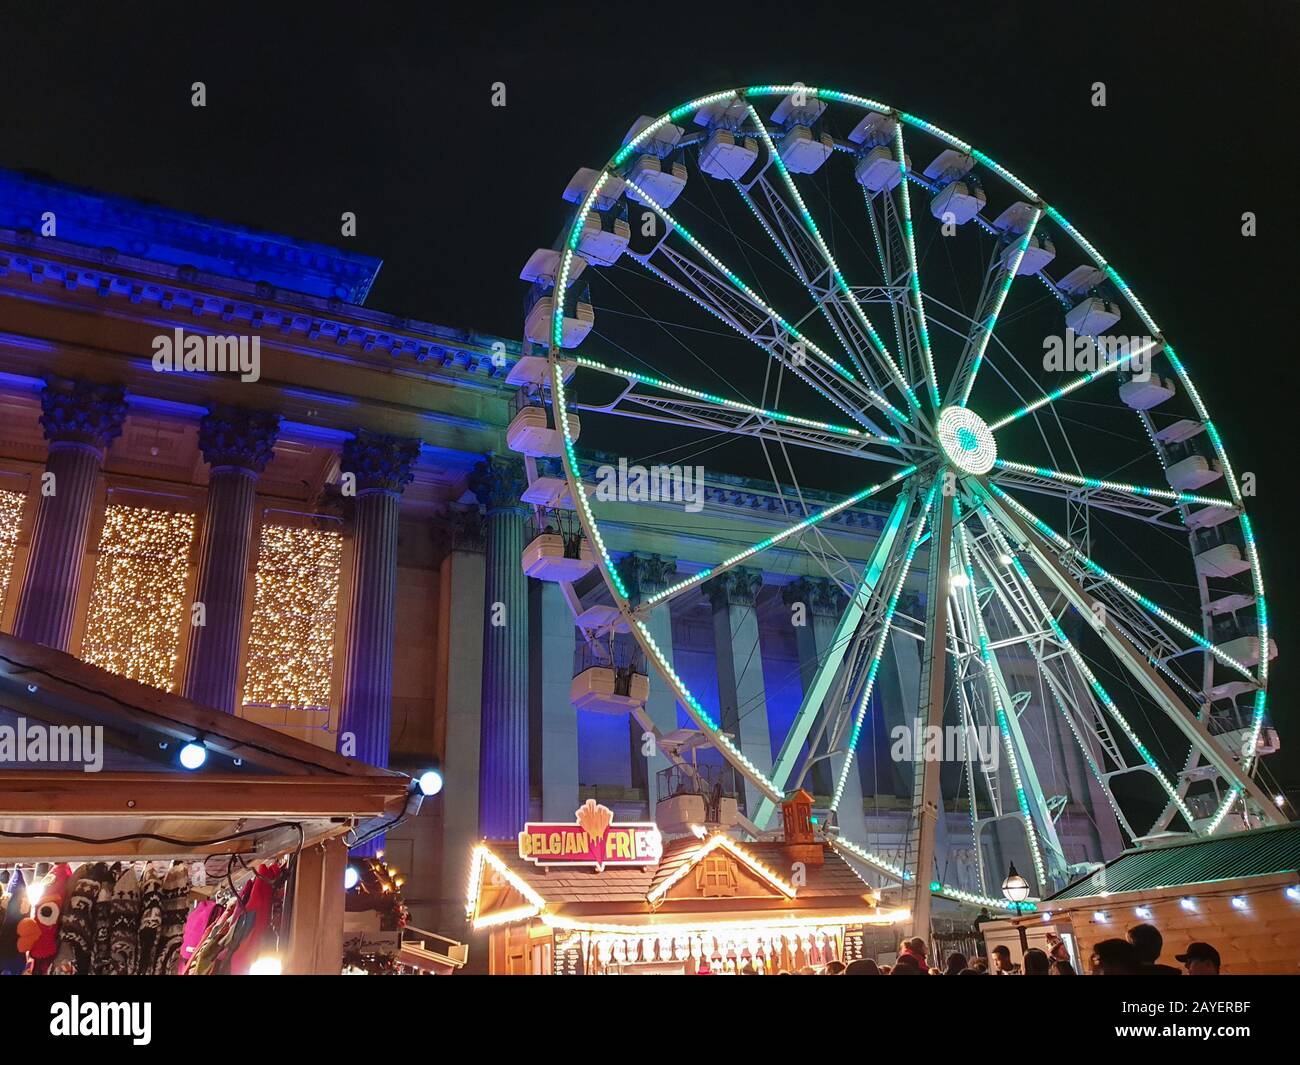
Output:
(0, 169), (1117, 941)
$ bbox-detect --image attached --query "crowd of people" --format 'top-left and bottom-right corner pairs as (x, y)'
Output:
(770, 923), (1222, 975)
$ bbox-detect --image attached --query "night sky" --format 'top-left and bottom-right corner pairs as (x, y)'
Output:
(2, 1), (1297, 795)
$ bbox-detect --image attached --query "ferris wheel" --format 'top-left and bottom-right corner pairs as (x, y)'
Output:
(511, 84), (1282, 925)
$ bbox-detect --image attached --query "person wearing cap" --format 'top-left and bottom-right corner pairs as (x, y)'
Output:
(1176, 942), (1221, 975)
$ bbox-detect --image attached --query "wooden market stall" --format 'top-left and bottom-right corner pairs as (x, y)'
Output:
(0, 632), (415, 975)
(982, 823), (1300, 974)
(466, 792), (908, 974)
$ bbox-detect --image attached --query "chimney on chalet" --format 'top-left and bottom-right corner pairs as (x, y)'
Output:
(781, 788), (823, 865)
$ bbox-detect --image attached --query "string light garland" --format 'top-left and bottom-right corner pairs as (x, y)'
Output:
(0, 489), (23, 621)
(81, 503), (195, 691)
(242, 523), (342, 712)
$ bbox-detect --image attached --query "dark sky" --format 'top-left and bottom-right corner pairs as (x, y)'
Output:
(2, 0), (1297, 794)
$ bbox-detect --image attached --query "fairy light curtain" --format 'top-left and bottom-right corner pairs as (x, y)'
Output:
(241, 522), (343, 713)
(0, 489), (24, 620)
(81, 503), (196, 691)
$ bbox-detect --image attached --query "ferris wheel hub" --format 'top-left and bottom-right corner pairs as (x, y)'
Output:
(936, 406), (997, 475)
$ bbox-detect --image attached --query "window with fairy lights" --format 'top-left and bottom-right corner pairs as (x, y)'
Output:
(0, 489), (24, 622)
(80, 503), (196, 691)
(241, 522), (343, 713)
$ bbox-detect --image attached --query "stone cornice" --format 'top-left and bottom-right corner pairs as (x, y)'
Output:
(0, 235), (522, 385)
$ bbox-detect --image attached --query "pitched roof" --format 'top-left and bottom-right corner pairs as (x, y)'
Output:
(1047, 823), (1300, 901)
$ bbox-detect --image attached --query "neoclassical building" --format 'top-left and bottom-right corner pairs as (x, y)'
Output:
(0, 169), (1116, 939)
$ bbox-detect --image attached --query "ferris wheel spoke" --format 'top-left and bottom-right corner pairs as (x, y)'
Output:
(985, 481), (1256, 682)
(636, 465), (919, 611)
(886, 122), (942, 411)
(569, 355), (913, 464)
(985, 336), (1163, 432)
(829, 478), (941, 816)
(973, 505), (1201, 829)
(981, 492), (1286, 829)
(991, 459), (1238, 525)
(625, 213), (910, 434)
(750, 490), (918, 830)
(743, 103), (923, 418)
(732, 179), (879, 388)
(967, 526), (1140, 845)
(950, 515), (1063, 892)
(946, 207), (1043, 408)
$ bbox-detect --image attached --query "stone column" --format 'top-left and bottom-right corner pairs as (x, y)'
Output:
(470, 457), (529, 840)
(338, 430), (421, 775)
(181, 408), (280, 712)
(782, 576), (847, 799)
(618, 553), (677, 806)
(704, 566), (774, 817)
(14, 379), (127, 650)
(538, 580), (579, 820)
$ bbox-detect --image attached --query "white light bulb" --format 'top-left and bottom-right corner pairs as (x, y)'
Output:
(249, 954), (282, 975)
(179, 741), (207, 770)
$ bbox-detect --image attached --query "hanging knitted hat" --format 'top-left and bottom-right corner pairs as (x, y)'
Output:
(49, 863), (111, 976)
(101, 866), (140, 976)
(149, 863), (191, 975)
(136, 865), (165, 974)
(0, 869), (28, 975)
(88, 874), (116, 975)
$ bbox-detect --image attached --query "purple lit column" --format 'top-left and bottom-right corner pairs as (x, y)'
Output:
(14, 380), (127, 650)
(338, 432), (421, 782)
(181, 408), (281, 712)
(471, 457), (528, 840)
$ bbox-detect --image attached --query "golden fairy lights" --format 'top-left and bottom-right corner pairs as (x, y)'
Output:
(0, 489), (23, 620)
(81, 503), (196, 691)
(241, 522), (342, 712)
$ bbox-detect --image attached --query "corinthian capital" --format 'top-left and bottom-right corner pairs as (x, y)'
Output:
(341, 430), (421, 494)
(198, 407), (281, 472)
(468, 456), (527, 514)
(39, 378), (128, 452)
(704, 566), (764, 610)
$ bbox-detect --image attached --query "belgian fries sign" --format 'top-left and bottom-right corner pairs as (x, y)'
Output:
(518, 799), (663, 871)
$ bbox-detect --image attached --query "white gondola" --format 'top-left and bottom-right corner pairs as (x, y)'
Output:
(1166, 454), (1222, 490)
(506, 354), (575, 387)
(846, 111), (897, 146)
(576, 212), (630, 267)
(1001, 231), (1056, 275)
(523, 294), (593, 348)
(777, 124), (833, 174)
(506, 405), (581, 457)
(521, 531), (595, 582)
(930, 179), (986, 224)
(570, 665), (649, 714)
(1155, 418), (1205, 445)
(699, 128), (758, 180)
(520, 475), (573, 509)
(562, 166), (626, 208)
(1208, 591), (1255, 615)
(855, 145), (905, 193)
(1056, 264), (1106, 295)
(654, 791), (709, 835)
(1206, 677), (1256, 701)
(693, 99), (749, 129)
(625, 154), (688, 207)
(1215, 635), (1278, 668)
(923, 149), (975, 182)
(623, 115), (684, 154)
(1064, 296), (1121, 336)
(574, 602), (626, 635)
(519, 247), (587, 287)
(1119, 373), (1176, 410)
(1186, 504), (1239, 530)
(1194, 542), (1250, 578)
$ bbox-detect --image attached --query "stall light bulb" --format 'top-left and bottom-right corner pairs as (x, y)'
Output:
(249, 955), (282, 975)
(1231, 896), (1247, 910)
(344, 865), (360, 891)
(1093, 910), (1108, 922)
(418, 769), (444, 797)
(179, 741), (207, 770)
(1134, 906), (1152, 920)
(1285, 886), (1300, 902)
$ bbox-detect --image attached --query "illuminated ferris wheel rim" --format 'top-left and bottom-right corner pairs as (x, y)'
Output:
(538, 84), (1274, 898)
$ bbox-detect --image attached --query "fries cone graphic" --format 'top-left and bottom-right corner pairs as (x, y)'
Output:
(575, 799), (613, 869)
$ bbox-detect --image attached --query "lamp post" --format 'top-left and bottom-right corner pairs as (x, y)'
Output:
(1002, 862), (1032, 958)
